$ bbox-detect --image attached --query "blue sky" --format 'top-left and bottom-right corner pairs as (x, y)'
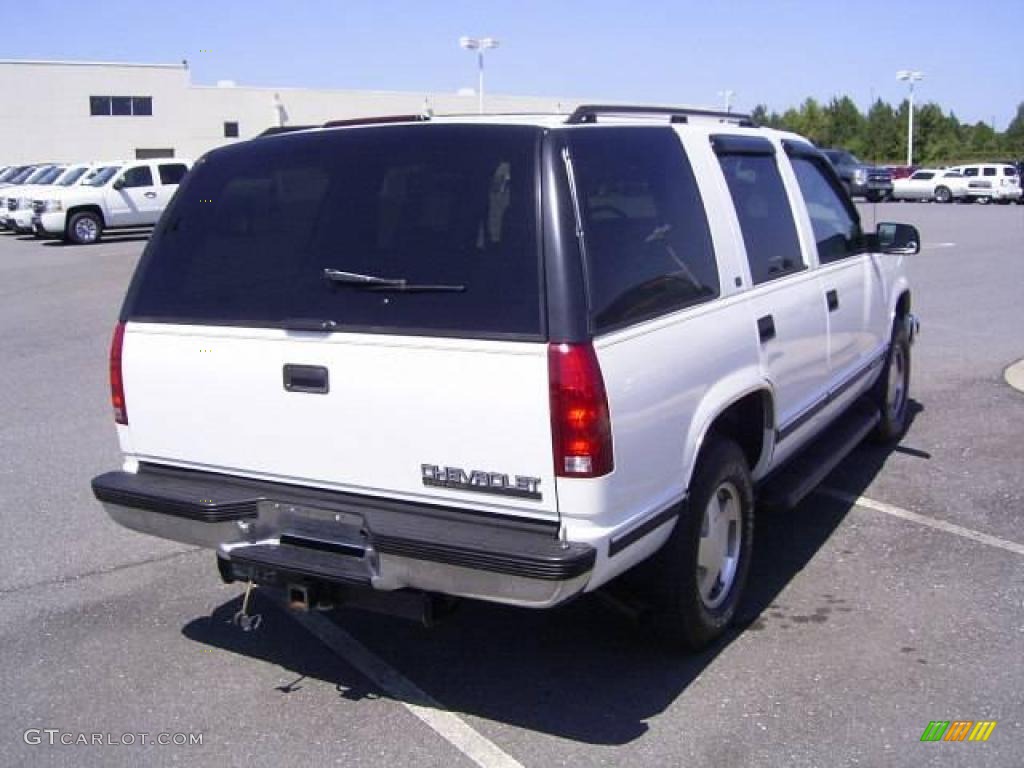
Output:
(9, 0), (1024, 128)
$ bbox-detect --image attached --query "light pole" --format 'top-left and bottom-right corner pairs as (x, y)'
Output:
(718, 89), (735, 114)
(459, 36), (500, 114)
(896, 70), (924, 166)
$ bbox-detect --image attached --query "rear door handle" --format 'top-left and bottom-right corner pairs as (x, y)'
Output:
(757, 315), (776, 343)
(283, 364), (329, 394)
(826, 289), (839, 312)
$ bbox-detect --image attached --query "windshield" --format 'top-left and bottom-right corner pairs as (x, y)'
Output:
(35, 166), (66, 185)
(57, 167), (89, 186)
(84, 166), (121, 187)
(23, 167), (55, 184)
(10, 167), (37, 184)
(124, 125), (544, 338)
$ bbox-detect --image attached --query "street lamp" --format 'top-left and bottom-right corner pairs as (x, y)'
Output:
(459, 36), (500, 114)
(896, 70), (924, 166)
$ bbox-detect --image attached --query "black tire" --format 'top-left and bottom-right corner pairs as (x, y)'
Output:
(66, 211), (103, 245)
(977, 196), (991, 205)
(933, 186), (952, 204)
(866, 191), (884, 203)
(872, 319), (911, 443)
(645, 437), (754, 652)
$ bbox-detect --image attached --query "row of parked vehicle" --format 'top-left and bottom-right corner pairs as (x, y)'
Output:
(887, 162), (1023, 204)
(820, 149), (1023, 205)
(0, 159), (192, 244)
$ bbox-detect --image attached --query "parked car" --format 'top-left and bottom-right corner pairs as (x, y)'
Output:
(7, 163), (94, 234)
(946, 163), (1022, 204)
(890, 168), (969, 203)
(0, 165), (59, 229)
(885, 165), (917, 180)
(91, 106), (920, 652)
(822, 149), (893, 201)
(33, 159), (192, 243)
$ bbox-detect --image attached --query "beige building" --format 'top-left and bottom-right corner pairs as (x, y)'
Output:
(0, 59), (573, 164)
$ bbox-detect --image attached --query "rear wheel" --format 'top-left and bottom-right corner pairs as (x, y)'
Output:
(933, 186), (952, 203)
(646, 437), (754, 651)
(873, 320), (911, 443)
(66, 211), (102, 244)
(977, 196), (991, 205)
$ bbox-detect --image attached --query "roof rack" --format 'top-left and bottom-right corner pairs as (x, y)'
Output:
(566, 104), (755, 127)
(323, 114), (430, 128)
(258, 125), (318, 137)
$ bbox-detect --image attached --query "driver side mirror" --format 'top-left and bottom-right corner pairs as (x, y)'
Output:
(112, 178), (125, 191)
(876, 222), (920, 255)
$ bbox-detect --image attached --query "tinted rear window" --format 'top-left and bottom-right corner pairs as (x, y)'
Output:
(125, 125), (543, 338)
(567, 128), (718, 333)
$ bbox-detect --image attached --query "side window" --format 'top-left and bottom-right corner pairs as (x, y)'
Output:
(717, 151), (803, 283)
(911, 171), (934, 180)
(158, 164), (188, 185)
(789, 156), (863, 264)
(982, 167), (997, 177)
(567, 128), (720, 332)
(963, 167), (979, 177)
(121, 166), (154, 188)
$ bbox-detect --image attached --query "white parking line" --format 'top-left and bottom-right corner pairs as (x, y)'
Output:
(281, 602), (524, 768)
(818, 487), (1024, 557)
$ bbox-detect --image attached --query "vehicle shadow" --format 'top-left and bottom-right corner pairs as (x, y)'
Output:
(182, 399), (923, 745)
(39, 230), (152, 246)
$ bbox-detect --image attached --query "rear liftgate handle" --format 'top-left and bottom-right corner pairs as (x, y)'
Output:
(283, 364), (329, 394)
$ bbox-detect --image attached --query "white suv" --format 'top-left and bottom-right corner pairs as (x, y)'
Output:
(947, 163), (1021, 204)
(34, 158), (192, 243)
(92, 107), (919, 651)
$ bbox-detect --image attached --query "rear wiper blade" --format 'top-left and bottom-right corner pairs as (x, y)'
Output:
(323, 268), (464, 293)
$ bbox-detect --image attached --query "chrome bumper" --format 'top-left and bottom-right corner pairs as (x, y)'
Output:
(95, 467), (594, 609)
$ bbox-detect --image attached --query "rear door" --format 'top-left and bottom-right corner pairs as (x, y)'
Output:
(118, 125), (558, 520)
(155, 162), (189, 209)
(712, 135), (830, 445)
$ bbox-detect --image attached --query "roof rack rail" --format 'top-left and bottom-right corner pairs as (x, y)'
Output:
(258, 125), (318, 137)
(323, 114), (430, 128)
(566, 104), (755, 127)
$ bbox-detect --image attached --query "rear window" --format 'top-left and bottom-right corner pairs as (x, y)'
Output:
(566, 128), (718, 333)
(124, 125), (543, 338)
(1004, 166), (1017, 176)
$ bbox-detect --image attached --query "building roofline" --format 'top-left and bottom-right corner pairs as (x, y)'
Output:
(0, 59), (187, 70)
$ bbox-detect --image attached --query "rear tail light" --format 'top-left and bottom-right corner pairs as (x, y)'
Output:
(548, 342), (613, 478)
(109, 321), (127, 424)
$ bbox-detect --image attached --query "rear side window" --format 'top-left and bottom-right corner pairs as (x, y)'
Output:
(716, 149), (803, 283)
(121, 166), (154, 188)
(124, 125), (543, 338)
(1005, 166), (1018, 177)
(789, 157), (863, 264)
(158, 164), (188, 185)
(983, 167), (997, 177)
(566, 128), (718, 332)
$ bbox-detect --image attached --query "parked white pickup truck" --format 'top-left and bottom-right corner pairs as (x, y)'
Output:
(34, 158), (191, 243)
(92, 107), (920, 650)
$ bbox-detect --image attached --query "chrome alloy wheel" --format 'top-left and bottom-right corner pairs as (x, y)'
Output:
(697, 481), (742, 609)
(75, 217), (99, 243)
(887, 343), (908, 421)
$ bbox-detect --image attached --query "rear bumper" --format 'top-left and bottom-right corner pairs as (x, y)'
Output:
(92, 464), (594, 608)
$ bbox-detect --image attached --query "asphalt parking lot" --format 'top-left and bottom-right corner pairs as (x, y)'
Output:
(1, 202), (1022, 767)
